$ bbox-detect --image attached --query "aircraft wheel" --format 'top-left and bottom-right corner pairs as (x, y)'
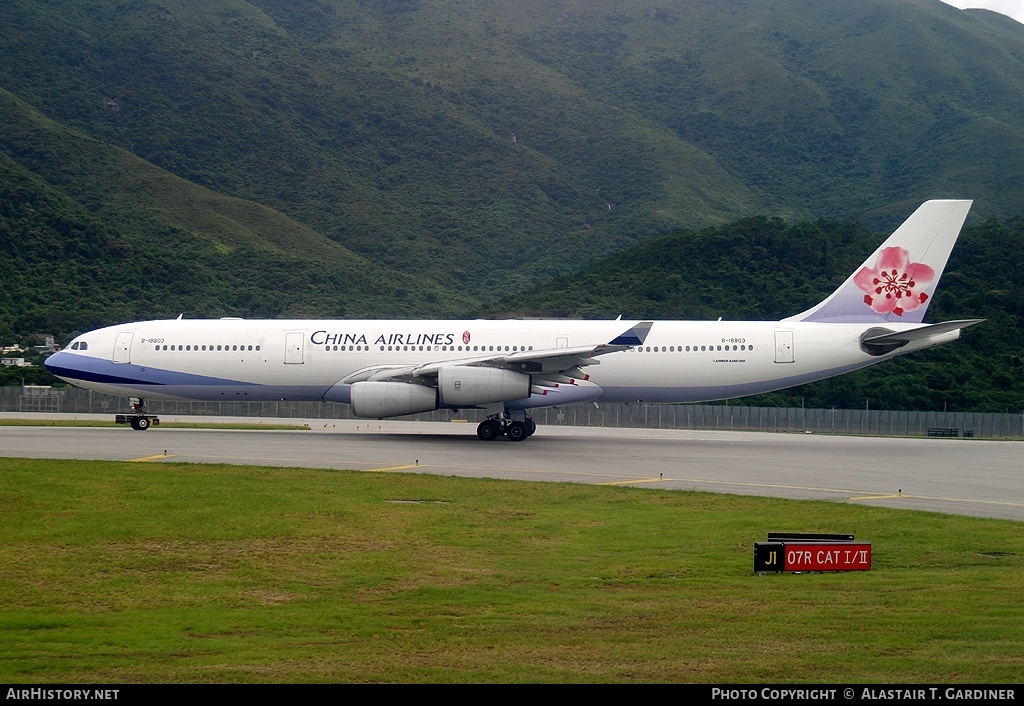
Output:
(477, 419), (502, 441)
(506, 421), (528, 442)
(131, 416), (151, 431)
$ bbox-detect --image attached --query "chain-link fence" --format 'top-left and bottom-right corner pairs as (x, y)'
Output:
(3, 386), (1022, 438)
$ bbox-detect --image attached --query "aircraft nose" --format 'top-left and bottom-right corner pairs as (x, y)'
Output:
(43, 350), (73, 376)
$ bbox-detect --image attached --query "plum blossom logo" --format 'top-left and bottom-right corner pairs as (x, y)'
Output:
(462, 331), (471, 345)
(853, 246), (934, 317)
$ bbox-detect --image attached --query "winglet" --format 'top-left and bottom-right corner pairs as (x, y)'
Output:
(609, 321), (653, 346)
(785, 200), (972, 324)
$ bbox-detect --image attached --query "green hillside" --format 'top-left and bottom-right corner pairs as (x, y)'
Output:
(1, 0), (1022, 412)
(3, 0), (1024, 299)
(0, 89), (466, 337)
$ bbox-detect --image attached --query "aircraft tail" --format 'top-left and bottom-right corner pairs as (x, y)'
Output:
(784, 200), (972, 324)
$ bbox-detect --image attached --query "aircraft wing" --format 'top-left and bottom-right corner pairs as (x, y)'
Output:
(341, 321), (653, 385)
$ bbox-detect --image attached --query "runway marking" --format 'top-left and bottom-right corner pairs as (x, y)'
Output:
(363, 464), (422, 473)
(622, 476), (869, 496)
(129, 453), (172, 462)
(847, 492), (1024, 510)
(599, 478), (669, 486)
(597, 477), (1024, 513)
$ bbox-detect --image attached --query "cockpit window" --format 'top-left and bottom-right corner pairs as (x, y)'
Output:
(70, 341), (88, 351)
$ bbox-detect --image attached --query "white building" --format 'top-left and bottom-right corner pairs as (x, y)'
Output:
(1, 357), (33, 367)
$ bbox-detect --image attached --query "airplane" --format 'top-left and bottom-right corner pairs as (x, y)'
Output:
(44, 199), (981, 441)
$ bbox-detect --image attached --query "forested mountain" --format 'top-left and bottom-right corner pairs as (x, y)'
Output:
(3, 0), (1024, 303)
(0, 89), (467, 337)
(2, 1), (1024, 410)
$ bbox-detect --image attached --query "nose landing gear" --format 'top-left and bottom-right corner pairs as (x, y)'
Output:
(115, 398), (160, 431)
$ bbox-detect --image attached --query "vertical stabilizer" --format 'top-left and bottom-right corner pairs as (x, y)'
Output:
(784, 200), (972, 324)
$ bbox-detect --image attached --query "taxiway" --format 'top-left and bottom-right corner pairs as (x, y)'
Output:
(2, 414), (1021, 520)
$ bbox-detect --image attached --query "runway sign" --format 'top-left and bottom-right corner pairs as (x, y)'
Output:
(754, 539), (872, 572)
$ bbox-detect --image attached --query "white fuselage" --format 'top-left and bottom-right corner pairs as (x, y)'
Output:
(45, 317), (956, 410)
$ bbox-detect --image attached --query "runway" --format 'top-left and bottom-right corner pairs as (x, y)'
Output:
(2, 414), (1022, 521)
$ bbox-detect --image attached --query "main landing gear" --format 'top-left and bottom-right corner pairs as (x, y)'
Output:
(115, 398), (160, 431)
(476, 412), (537, 442)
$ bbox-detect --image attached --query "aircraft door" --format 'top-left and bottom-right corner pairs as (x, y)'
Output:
(774, 331), (794, 363)
(113, 333), (133, 364)
(285, 332), (304, 364)
(556, 336), (568, 348)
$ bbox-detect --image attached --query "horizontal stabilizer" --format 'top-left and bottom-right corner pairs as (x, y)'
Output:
(861, 319), (983, 355)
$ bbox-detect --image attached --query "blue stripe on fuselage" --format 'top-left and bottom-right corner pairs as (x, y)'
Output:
(44, 351), (257, 388)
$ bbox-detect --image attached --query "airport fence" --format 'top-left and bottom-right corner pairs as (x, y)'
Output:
(3, 385), (1023, 438)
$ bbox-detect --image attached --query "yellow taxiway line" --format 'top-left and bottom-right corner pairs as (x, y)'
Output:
(128, 453), (173, 462)
(363, 464), (423, 472)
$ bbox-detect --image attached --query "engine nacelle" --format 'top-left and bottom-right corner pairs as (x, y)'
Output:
(350, 381), (438, 418)
(438, 366), (531, 407)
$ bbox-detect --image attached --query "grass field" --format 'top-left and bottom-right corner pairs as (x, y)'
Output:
(0, 457), (1021, 683)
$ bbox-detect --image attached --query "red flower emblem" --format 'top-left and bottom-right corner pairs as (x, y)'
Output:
(462, 331), (471, 345)
(853, 246), (935, 317)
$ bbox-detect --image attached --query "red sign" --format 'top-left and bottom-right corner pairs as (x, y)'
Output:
(783, 543), (872, 571)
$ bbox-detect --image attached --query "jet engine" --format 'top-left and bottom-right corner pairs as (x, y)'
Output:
(350, 381), (438, 418)
(438, 366), (531, 406)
